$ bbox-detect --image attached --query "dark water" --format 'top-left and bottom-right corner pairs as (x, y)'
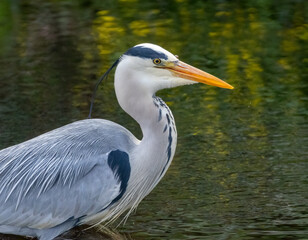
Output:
(0, 0), (307, 239)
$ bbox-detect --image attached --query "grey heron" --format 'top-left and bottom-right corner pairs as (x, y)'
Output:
(0, 43), (233, 240)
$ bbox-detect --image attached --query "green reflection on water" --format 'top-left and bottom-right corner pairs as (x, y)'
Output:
(0, 0), (307, 239)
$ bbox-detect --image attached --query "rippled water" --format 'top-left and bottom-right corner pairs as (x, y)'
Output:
(0, 0), (307, 239)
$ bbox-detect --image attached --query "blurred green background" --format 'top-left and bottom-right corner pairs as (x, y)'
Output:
(0, 0), (307, 239)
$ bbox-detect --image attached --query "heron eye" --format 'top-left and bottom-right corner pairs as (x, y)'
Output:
(153, 58), (161, 65)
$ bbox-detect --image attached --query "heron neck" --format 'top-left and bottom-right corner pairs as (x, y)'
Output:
(126, 94), (177, 200)
(115, 75), (178, 211)
(116, 82), (177, 164)
(116, 87), (176, 142)
(140, 95), (177, 141)
(114, 65), (177, 181)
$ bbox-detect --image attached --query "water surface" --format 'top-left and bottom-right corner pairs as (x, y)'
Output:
(0, 0), (307, 239)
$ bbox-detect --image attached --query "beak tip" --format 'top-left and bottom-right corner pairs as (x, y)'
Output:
(225, 83), (234, 89)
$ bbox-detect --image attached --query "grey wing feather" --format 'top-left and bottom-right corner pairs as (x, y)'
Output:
(0, 119), (138, 229)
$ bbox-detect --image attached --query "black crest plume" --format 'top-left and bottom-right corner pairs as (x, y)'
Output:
(88, 59), (120, 118)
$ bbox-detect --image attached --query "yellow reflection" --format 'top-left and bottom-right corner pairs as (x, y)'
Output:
(215, 11), (231, 17)
(279, 24), (308, 72)
(129, 20), (150, 37)
(209, 7), (265, 108)
(93, 11), (125, 55)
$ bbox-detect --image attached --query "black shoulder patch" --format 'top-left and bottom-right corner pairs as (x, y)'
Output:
(124, 46), (168, 60)
(107, 150), (131, 205)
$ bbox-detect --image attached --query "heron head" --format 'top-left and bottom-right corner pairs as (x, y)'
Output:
(116, 43), (233, 92)
(89, 43), (233, 118)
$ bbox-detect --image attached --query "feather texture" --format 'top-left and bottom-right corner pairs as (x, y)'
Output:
(0, 119), (138, 236)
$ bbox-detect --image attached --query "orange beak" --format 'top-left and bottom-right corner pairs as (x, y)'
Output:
(164, 60), (234, 89)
